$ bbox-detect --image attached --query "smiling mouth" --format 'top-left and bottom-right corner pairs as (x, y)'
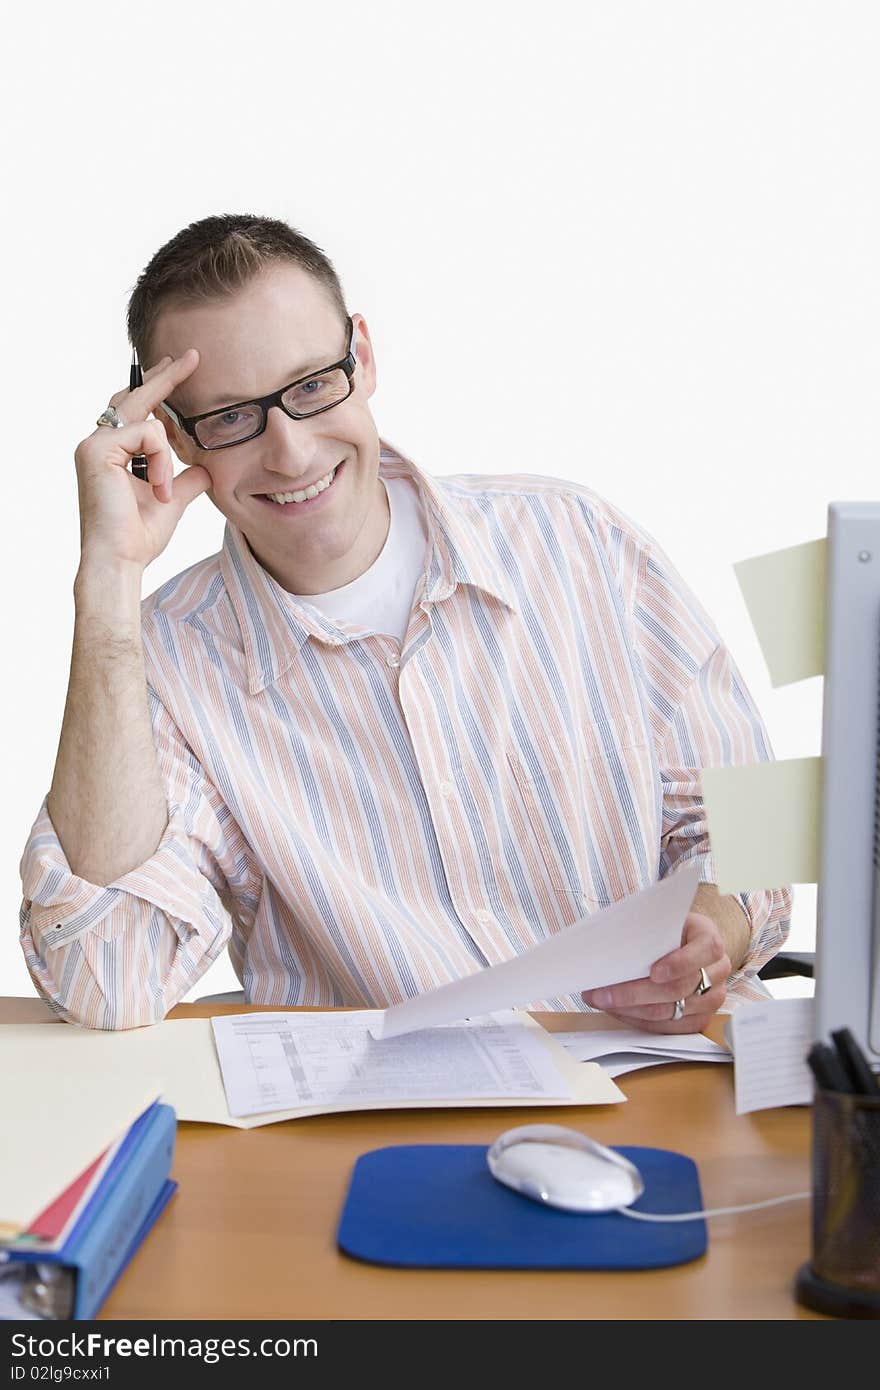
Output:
(257, 462), (342, 506)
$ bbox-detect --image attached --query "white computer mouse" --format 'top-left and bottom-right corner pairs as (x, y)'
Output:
(487, 1124), (645, 1213)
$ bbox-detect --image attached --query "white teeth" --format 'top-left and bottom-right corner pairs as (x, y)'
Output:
(265, 466), (337, 505)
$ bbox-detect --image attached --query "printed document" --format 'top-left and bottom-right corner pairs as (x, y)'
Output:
(1, 1012), (623, 1133)
(212, 1009), (585, 1118)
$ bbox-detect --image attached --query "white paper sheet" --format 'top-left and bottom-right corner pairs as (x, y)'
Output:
(553, 1027), (731, 1066)
(724, 997), (814, 1114)
(0, 1021), (163, 1237)
(211, 1009), (580, 1117)
(370, 860), (699, 1040)
(599, 1053), (687, 1078)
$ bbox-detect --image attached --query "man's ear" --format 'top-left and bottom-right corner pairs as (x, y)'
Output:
(352, 314), (377, 398)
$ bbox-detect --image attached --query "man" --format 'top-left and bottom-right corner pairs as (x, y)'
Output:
(20, 213), (791, 1032)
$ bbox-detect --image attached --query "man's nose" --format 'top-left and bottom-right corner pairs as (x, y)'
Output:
(262, 403), (321, 473)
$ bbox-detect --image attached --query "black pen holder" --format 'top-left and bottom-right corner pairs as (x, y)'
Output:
(795, 1086), (880, 1318)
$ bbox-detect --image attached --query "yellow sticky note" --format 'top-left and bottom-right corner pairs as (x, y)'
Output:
(734, 539), (826, 687)
(700, 757), (822, 892)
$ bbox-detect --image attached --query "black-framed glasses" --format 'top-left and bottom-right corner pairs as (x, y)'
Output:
(161, 316), (357, 451)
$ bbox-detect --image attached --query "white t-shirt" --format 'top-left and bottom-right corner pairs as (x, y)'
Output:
(292, 475), (429, 645)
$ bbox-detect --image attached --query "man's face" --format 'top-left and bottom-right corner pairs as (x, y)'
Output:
(151, 262), (386, 596)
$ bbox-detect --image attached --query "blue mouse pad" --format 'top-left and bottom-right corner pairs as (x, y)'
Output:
(337, 1144), (706, 1269)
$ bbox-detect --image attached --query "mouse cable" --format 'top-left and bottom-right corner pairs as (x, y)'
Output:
(616, 1191), (810, 1222)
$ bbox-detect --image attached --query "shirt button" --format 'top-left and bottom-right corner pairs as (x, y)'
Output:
(386, 654), (400, 668)
(475, 909), (494, 924)
(439, 780), (455, 798)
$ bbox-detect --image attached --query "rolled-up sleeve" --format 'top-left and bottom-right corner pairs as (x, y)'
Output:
(632, 540), (793, 1003)
(19, 688), (260, 1030)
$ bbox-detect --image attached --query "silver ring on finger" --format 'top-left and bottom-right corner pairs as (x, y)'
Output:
(671, 997), (686, 1022)
(693, 966), (712, 997)
(96, 406), (125, 429)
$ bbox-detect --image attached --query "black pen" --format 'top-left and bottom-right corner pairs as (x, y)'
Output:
(830, 1027), (880, 1097)
(129, 347), (149, 481)
(824, 1031), (880, 1176)
(806, 1041), (853, 1094)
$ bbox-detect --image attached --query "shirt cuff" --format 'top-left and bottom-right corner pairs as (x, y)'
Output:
(21, 798), (215, 952)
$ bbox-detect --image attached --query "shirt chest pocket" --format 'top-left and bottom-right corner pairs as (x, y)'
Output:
(504, 720), (655, 906)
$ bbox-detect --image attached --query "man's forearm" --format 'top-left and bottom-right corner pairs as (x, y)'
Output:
(46, 565), (169, 887)
(692, 881), (751, 973)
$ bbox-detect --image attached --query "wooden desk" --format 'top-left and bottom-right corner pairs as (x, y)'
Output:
(6, 999), (819, 1320)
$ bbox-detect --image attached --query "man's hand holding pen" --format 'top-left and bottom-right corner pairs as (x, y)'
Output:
(74, 350), (211, 576)
(129, 347), (150, 480)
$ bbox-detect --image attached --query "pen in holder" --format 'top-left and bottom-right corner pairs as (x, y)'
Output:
(795, 1085), (880, 1318)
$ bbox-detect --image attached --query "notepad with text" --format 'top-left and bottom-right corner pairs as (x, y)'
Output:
(725, 997), (813, 1113)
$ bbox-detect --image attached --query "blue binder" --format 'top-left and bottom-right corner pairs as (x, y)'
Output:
(1, 1102), (177, 1320)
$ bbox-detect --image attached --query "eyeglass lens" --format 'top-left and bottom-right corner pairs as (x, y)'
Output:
(195, 368), (351, 448)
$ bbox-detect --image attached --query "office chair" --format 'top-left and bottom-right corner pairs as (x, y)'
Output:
(757, 951), (814, 980)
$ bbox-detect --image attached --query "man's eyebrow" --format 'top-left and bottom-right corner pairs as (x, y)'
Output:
(198, 353), (331, 412)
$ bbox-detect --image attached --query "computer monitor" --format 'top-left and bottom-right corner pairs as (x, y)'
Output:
(815, 501), (880, 1063)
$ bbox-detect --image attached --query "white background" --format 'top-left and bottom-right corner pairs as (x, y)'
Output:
(3, 0), (876, 1003)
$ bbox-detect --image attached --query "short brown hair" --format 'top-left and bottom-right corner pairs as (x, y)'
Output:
(126, 213), (349, 369)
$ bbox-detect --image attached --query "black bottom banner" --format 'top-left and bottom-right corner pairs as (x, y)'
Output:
(0, 1316), (850, 1381)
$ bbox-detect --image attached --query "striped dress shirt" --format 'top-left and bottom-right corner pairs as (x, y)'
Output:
(20, 439), (792, 1030)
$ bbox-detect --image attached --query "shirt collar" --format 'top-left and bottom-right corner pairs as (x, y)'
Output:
(220, 435), (518, 695)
